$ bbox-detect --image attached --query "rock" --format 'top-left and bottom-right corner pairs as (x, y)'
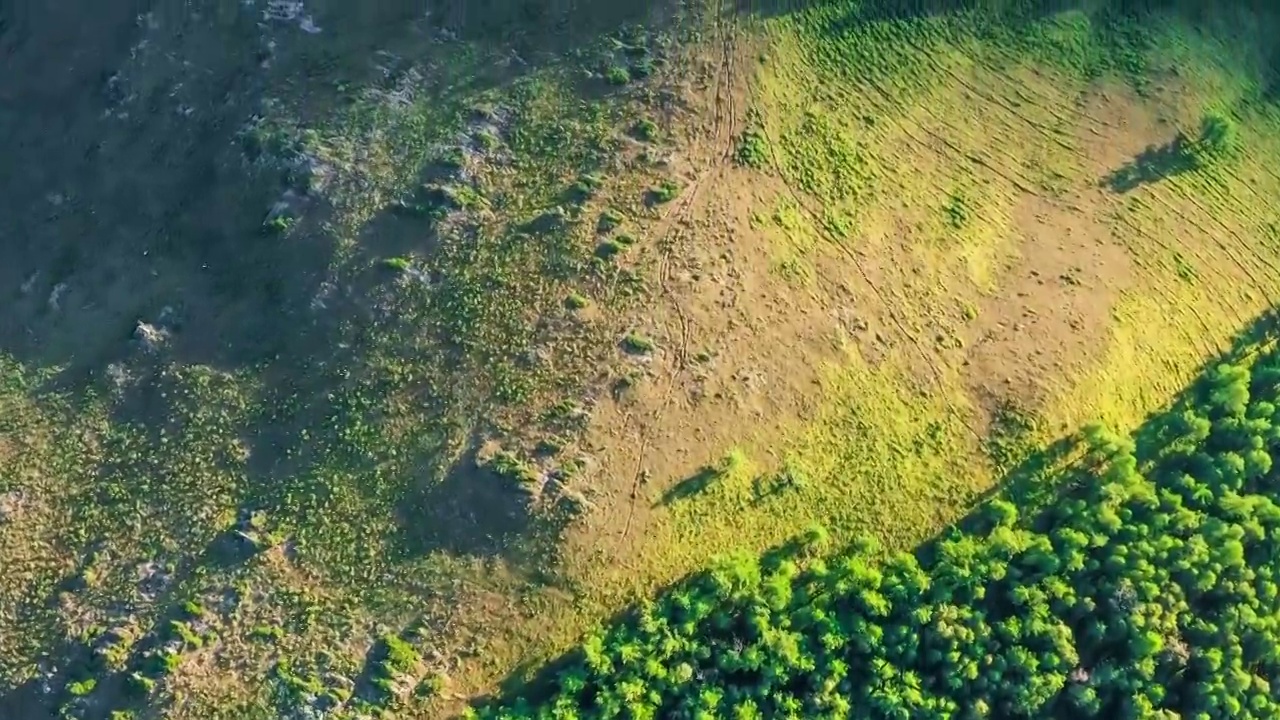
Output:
(0, 490), (25, 524)
(134, 321), (170, 353)
(48, 282), (68, 311)
(136, 561), (172, 601)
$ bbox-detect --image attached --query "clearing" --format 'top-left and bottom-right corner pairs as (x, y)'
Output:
(2, 0), (1280, 717)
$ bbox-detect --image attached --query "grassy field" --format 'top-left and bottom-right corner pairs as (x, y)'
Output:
(3, 0), (1280, 717)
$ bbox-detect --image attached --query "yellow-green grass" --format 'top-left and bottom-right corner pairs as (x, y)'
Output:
(502, 0), (1280, 685)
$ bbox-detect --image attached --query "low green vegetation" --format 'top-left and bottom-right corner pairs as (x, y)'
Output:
(647, 180), (680, 204)
(735, 128), (769, 169)
(1187, 111), (1242, 166)
(621, 331), (656, 355)
(476, 339), (1280, 718)
(605, 66), (632, 86)
(631, 118), (660, 142)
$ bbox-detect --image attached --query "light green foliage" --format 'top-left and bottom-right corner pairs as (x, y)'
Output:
(250, 625), (286, 642)
(715, 447), (749, 478)
(605, 66), (631, 85)
(648, 180), (680, 204)
(621, 332), (656, 354)
(479, 342), (1280, 718)
(1188, 111), (1241, 165)
(564, 291), (591, 310)
(382, 256), (412, 272)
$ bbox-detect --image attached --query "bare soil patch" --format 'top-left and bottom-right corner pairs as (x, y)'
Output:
(962, 192), (1132, 415)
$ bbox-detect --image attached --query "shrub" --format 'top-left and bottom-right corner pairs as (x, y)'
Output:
(595, 239), (627, 260)
(1187, 110), (1240, 165)
(262, 214), (295, 235)
(735, 128), (769, 168)
(564, 292), (591, 310)
(632, 118), (659, 142)
(715, 447), (749, 477)
(597, 208), (625, 233)
(605, 66), (631, 85)
(250, 625), (286, 642)
(648, 180), (680, 204)
(621, 332), (655, 354)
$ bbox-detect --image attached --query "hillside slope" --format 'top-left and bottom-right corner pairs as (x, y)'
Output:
(2, 0), (1280, 718)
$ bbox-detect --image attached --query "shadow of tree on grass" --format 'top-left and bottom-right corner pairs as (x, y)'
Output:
(1102, 134), (1199, 192)
(655, 465), (721, 507)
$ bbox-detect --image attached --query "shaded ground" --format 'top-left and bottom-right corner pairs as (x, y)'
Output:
(1103, 134), (1199, 191)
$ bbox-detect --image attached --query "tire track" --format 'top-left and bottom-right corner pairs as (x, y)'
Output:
(619, 0), (742, 542)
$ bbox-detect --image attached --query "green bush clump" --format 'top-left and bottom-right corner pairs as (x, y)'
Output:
(595, 239), (628, 260)
(735, 128), (769, 169)
(647, 180), (680, 204)
(597, 208), (625, 233)
(631, 118), (659, 142)
(564, 292), (591, 311)
(1188, 111), (1241, 166)
(621, 332), (655, 354)
(605, 66), (631, 86)
(370, 634), (422, 696)
(475, 343), (1280, 719)
(380, 256), (411, 276)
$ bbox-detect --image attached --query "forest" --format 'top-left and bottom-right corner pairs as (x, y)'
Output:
(473, 338), (1280, 718)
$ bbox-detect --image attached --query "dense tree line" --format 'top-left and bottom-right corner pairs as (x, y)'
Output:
(473, 344), (1280, 719)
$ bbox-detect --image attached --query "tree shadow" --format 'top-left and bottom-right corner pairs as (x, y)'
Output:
(1102, 134), (1199, 193)
(655, 465), (720, 507)
(477, 304), (1280, 713)
(389, 431), (574, 567)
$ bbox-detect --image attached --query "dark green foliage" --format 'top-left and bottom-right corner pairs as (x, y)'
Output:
(735, 128), (769, 169)
(597, 208), (625, 233)
(647, 180), (680, 204)
(944, 191), (970, 229)
(476, 343), (1280, 719)
(631, 118), (659, 142)
(595, 239), (628, 260)
(566, 173), (606, 204)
